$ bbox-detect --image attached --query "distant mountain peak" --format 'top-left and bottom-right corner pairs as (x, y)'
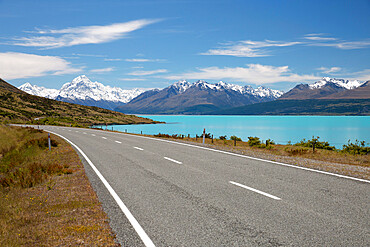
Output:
(309, 77), (364, 90)
(18, 75), (146, 110)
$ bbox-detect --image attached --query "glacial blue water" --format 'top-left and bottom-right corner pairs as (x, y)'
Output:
(101, 115), (369, 148)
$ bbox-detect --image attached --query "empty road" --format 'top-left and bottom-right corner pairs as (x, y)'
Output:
(34, 125), (369, 246)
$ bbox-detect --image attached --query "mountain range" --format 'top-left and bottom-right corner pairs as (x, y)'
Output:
(116, 80), (283, 114)
(280, 77), (367, 100)
(211, 77), (370, 115)
(18, 75), (145, 110)
(16, 75), (369, 115)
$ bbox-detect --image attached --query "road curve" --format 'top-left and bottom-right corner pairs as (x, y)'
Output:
(33, 125), (369, 246)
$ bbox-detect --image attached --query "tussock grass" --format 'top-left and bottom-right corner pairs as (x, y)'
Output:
(0, 125), (118, 246)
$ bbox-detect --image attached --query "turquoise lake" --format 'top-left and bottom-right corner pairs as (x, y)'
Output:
(105, 116), (369, 148)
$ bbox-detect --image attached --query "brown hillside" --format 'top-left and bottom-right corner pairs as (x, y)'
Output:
(0, 78), (26, 94)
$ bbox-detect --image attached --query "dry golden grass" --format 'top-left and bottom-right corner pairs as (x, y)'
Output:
(0, 126), (118, 246)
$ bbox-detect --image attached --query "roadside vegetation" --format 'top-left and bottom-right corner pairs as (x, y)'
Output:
(0, 125), (118, 246)
(144, 132), (369, 180)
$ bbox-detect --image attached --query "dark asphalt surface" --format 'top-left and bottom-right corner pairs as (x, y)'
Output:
(35, 125), (369, 246)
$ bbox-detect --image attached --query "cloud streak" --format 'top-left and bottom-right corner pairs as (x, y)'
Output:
(202, 35), (370, 57)
(201, 40), (301, 57)
(165, 64), (319, 84)
(10, 19), (160, 49)
(128, 69), (168, 76)
(90, 67), (114, 73)
(125, 58), (165, 62)
(0, 52), (82, 80)
(317, 66), (342, 74)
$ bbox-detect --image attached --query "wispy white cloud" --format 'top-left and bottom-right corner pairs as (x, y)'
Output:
(344, 69), (370, 81)
(308, 40), (370, 49)
(10, 19), (160, 49)
(201, 40), (301, 57)
(317, 66), (342, 74)
(128, 69), (168, 76)
(304, 34), (337, 41)
(104, 58), (122, 61)
(72, 53), (106, 57)
(125, 58), (165, 62)
(90, 67), (114, 73)
(203, 35), (370, 57)
(0, 52), (82, 80)
(119, 78), (146, 81)
(165, 64), (318, 84)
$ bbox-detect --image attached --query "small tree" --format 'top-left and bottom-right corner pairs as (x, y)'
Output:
(230, 135), (242, 141)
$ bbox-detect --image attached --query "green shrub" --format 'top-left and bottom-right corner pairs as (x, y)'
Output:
(342, 140), (369, 155)
(247, 136), (261, 147)
(295, 136), (335, 150)
(230, 135), (242, 141)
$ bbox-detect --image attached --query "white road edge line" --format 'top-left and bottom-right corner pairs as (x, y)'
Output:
(115, 141), (122, 144)
(108, 132), (369, 184)
(164, 157), (182, 164)
(46, 130), (156, 247)
(134, 147), (144, 151)
(229, 181), (281, 200)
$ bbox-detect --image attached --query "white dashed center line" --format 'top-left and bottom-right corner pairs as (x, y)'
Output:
(83, 132), (87, 134)
(91, 134), (96, 136)
(134, 147), (144, 151)
(102, 137), (107, 139)
(229, 181), (281, 200)
(115, 141), (122, 144)
(164, 157), (182, 164)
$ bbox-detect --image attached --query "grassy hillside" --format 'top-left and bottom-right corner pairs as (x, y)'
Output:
(211, 99), (370, 116)
(0, 78), (158, 126)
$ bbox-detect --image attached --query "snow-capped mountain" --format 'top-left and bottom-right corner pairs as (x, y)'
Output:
(57, 75), (144, 103)
(18, 75), (146, 110)
(18, 83), (59, 99)
(117, 80), (283, 114)
(309, 77), (364, 90)
(281, 77), (367, 100)
(169, 80), (283, 98)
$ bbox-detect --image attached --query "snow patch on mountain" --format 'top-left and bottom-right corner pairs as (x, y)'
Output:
(18, 75), (145, 104)
(170, 80), (283, 98)
(18, 82), (59, 99)
(309, 77), (364, 90)
(57, 75), (144, 103)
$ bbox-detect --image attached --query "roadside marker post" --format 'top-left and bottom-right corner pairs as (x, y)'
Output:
(48, 133), (51, 151)
(203, 128), (205, 144)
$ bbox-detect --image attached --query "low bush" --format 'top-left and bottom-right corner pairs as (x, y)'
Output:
(342, 140), (370, 155)
(247, 136), (261, 147)
(295, 136), (336, 150)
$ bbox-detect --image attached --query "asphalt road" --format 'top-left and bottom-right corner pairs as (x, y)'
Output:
(33, 125), (369, 246)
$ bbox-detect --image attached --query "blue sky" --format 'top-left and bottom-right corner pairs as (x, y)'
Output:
(0, 0), (369, 91)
